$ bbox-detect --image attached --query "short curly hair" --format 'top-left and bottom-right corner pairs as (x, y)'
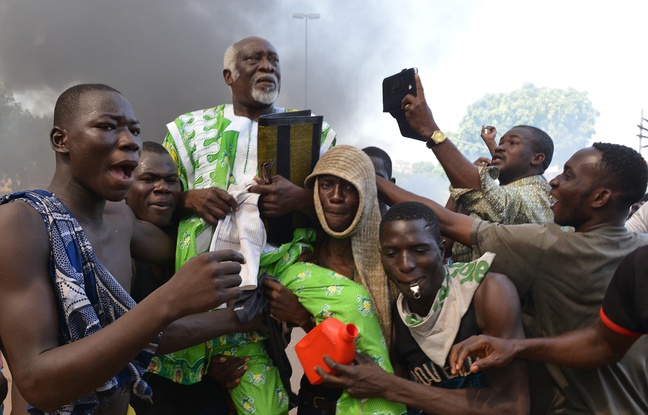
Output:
(591, 142), (648, 209)
(513, 125), (554, 171)
(53, 83), (121, 128)
(141, 141), (169, 155)
(362, 146), (393, 179)
(380, 201), (441, 245)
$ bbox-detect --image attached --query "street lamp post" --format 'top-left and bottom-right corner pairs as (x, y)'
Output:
(293, 12), (320, 109)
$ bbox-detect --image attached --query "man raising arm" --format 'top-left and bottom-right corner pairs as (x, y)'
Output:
(401, 73), (553, 262)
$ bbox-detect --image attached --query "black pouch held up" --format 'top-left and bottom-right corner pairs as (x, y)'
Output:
(382, 68), (426, 141)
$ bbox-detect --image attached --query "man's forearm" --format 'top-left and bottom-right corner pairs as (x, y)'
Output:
(383, 371), (526, 415)
(431, 140), (481, 189)
(376, 177), (475, 246)
(512, 324), (631, 369)
(157, 308), (245, 355)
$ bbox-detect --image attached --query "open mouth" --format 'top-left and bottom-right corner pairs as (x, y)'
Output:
(549, 194), (559, 207)
(398, 276), (425, 286)
(110, 165), (134, 180)
(109, 160), (138, 185)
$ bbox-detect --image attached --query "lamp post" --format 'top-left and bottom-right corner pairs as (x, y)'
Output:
(293, 12), (320, 109)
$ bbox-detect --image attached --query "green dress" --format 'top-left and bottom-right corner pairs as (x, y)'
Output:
(261, 229), (407, 415)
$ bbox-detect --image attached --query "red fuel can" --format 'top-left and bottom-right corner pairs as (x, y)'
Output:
(295, 317), (359, 385)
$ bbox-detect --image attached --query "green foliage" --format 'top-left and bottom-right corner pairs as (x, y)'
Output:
(0, 85), (53, 192)
(453, 83), (599, 167)
(411, 161), (446, 177)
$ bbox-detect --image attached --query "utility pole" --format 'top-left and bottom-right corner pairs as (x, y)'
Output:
(637, 109), (648, 156)
(293, 12), (320, 109)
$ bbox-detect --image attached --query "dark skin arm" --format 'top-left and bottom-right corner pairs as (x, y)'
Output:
(449, 320), (638, 373)
(316, 272), (529, 415)
(263, 278), (316, 332)
(130, 213), (175, 265)
(440, 196), (459, 260)
(402, 73), (482, 190)
(125, 201), (264, 355)
(156, 307), (266, 355)
(179, 175), (316, 223)
(480, 126), (498, 157)
(0, 202), (243, 412)
(376, 176), (476, 247)
(203, 311), (269, 389)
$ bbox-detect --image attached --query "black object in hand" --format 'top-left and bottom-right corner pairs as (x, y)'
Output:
(382, 68), (426, 141)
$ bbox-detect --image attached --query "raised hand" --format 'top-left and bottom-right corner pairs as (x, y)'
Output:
(401, 73), (440, 139)
(480, 125), (498, 157)
(474, 156), (492, 167)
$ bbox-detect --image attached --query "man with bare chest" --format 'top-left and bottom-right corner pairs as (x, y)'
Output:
(0, 84), (249, 415)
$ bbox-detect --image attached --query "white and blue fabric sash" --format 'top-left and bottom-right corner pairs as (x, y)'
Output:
(0, 190), (160, 415)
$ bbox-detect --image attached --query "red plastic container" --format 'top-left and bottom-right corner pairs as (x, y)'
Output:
(295, 317), (359, 385)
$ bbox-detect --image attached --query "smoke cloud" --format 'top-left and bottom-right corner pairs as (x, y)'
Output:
(1, 0), (647, 198)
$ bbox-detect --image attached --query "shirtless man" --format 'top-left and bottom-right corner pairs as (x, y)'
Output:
(0, 84), (246, 415)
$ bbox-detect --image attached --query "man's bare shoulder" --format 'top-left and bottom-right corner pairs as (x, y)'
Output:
(105, 200), (135, 230)
(0, 199), (50, 274)
(480, 271), (514, 289)
(0, 198), (52, 343)
(473, 271), (523, 338)
(0, 199), (48, 243)
(105, 200), (135, 217)
(474, 272), (518, 307)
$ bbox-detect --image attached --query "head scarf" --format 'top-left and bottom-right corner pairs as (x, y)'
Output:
(305, 145), (395, 345)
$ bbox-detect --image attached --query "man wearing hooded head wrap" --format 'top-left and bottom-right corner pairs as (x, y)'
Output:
(262, 145), (405, 415)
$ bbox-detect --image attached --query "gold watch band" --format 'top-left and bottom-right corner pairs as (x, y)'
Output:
(426, 130), (446, 148)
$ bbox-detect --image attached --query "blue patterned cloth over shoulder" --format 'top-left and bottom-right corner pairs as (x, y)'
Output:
(0, 190), (160, 415)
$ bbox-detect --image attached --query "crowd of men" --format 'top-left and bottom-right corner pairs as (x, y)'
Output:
(0, 35), (647, 415)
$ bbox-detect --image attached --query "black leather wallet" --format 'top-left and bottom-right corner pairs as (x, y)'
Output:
(382, 68), (426, 141)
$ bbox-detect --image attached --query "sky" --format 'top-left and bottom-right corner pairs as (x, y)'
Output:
(1, 0), (647, 201)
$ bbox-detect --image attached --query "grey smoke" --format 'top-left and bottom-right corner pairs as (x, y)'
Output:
(0, 0), (459, 197)
(1, 1), (646, 197)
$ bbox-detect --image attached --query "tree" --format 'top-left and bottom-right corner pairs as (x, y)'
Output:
(411, 161), (445, 178)
(451, 83), (599, 167)
(0, 85), (53, 193)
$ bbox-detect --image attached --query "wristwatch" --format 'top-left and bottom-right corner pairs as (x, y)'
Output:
(426, 130), (446, 148)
